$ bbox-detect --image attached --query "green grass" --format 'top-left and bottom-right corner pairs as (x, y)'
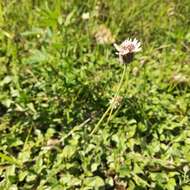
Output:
(0, 0), (190, 189)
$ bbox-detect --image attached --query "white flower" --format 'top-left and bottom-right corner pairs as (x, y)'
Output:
(82, 12), (90, 20)
(114, 38), (141, 64)
(114, 38), (141, 55)
(172, 73), (188, 84)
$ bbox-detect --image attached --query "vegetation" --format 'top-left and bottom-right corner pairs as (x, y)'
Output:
(0, 0), (190, 189)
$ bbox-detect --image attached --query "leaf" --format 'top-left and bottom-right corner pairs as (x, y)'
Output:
(18, 150), (30, 163)
(133, 163), (143, 174)
(64, 9), (76, 26)
(132, 173), (149, 187)
(183, 186), (190, 190)
(83, 176), (105, 188)
(0, 3), (4, 27)
(26, 174), (37, 183)
(0, 152), (20, 166)
(27, 103), (37, 114)
(19, 171), (28, 182)
(166, 178), (176, 190)
(0, 76), (12, 85)
(185, 32), (190, 43)
(105, 177), (114, 187)
(61, 145), (77, 159)
(23, 50), (49, 64)
(118, 165), (131, 178)
(91, 162), (99, 172)
(21, 28), (44, 37)
(9, 185), (18, 190)
(1, 99), (12, 108)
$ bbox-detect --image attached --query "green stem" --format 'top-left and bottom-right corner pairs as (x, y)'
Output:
(107, 65), (126, 123)
(90, 105), (112, 136)
(90, 65), (126, 136)
(62, 118), (91, 140)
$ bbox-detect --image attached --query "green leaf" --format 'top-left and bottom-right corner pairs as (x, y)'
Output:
(1, 76), (12, 85)
(0, 152), (20, 166)
(132, 173), (149, 187)
(91, 162), (99, 172)
(23, 50), (49, 64)
(21, 28), (44, 37)
(83, 176), (105, 188)
(166, 178), (176, 190)
(118, 165), (131, 178)
(64, 9), (76, 26)
(1, 99), (12, 108)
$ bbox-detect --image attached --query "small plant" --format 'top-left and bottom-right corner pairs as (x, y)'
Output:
(90, 38), (141, 135)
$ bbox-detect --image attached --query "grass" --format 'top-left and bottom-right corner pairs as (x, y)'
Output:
(0, 0), (190, 189)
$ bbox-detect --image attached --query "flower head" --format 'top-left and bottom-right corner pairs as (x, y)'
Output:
(109, 96), (123, 109)
(172, 73), (188, 84)
(94, 24), (115, 44)
(82, 12), (90, 20)
(114, 38), (141, 64)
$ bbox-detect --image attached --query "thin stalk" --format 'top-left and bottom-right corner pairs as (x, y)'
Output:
(89, 105), (112, 136)
(62, 118), (91, 140)
(107, 65), (126, 123)
(90, 65), (126, 136)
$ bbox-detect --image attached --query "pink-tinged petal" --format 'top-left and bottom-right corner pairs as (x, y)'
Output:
(133, 38), (138, 44)
(137, 42), (141, 47)
(114, 43), (120, 51)
(135, 47), (142, 52)
(115, 38), (141, 56)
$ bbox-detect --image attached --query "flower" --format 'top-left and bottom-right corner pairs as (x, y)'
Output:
(172, 73), (188, 84)
(114, 38), (141, 55)
(109, 96), (123, 109)
(132, 66), (139, 76)
(94, 24), (115, 44)
(82, 12), (90, 20)
(114, 38), (141, 64)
